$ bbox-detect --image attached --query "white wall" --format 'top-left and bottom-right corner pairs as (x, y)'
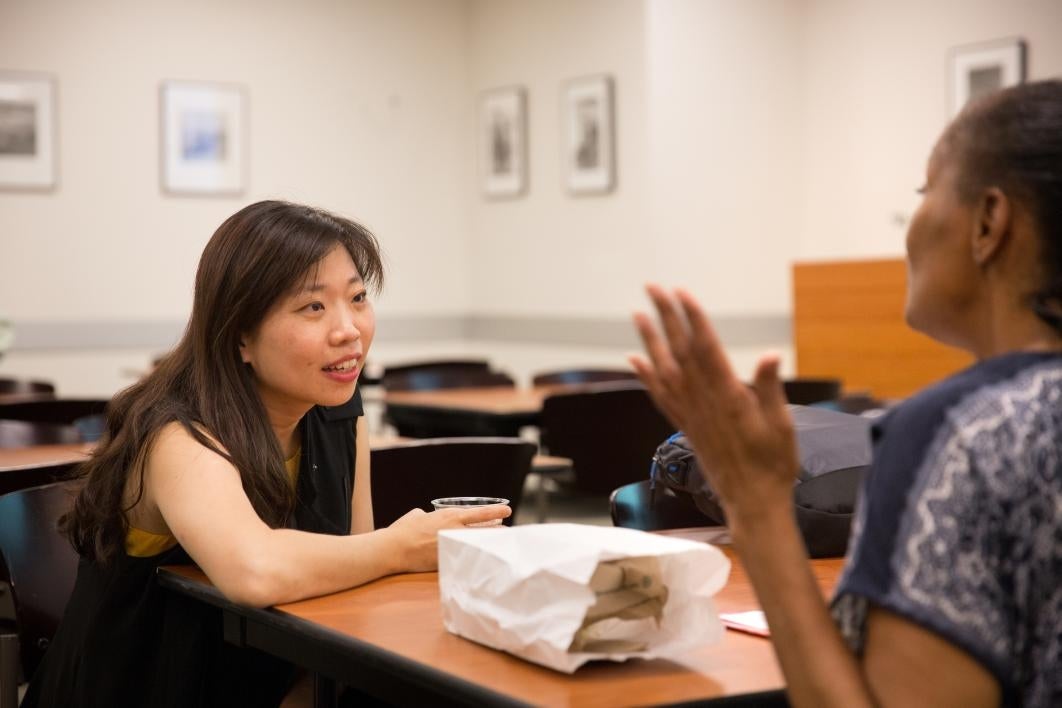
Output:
(645, 0), (804, 317)
(798, 0), (1062, 261)
(5, 0), (1062, 398)
(0, 0), (473, 323)
(467, 0), (652, 318)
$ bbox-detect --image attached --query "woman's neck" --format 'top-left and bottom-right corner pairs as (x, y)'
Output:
(259, 400), (309, 458)
(971, 294), (1062, 359)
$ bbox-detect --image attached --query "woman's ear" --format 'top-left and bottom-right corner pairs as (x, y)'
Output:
(239, 337), (251, 364)
(971, 186), (1012, 266)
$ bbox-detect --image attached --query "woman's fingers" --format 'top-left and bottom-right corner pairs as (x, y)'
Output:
(629, 353), (687, 429)
(646, 284), (692, 363)
(751, 354), (788, 417)
(676, 288), (736, 384)
(633, 310), (682, 384)
(454, 505), (511, 526)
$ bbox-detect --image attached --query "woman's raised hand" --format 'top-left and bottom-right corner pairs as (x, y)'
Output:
(629, 284), (800, 528)
(387, 505), (511, 572)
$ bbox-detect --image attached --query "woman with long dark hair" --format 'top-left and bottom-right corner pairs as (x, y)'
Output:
(23, 201), (508, 707)
(632, 81), (1062, 707)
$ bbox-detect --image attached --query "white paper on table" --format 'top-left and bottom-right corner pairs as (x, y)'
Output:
(438, 523), (731, 673)
(720, 610), (770, 637)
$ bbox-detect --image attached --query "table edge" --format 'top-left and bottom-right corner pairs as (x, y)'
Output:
(157, 567), (534, 708)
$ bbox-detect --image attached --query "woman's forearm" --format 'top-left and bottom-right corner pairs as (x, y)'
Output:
(221, 526), (406, 607)
(730, 508), (874, 708)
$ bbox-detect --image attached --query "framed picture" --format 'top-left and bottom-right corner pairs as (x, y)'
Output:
(160, 80), (246, 195)
(950, 38), (1026, 117)
(479, 86), (527, 198)
(563, 75), (615, 195)
(0, 73), (56, 190)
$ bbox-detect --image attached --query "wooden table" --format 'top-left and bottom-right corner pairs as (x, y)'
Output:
(0, 439), (571, 501)
(384, 386), (552, 438)
(0, 442), (91, 495)
(0, 443), (92, 473)
(0, 392), (56, 405)
(159, 530), (844, 707)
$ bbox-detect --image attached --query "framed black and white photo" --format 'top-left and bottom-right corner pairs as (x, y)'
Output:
(563, 75), (614, 195)
(479, 86), (527, 198)
(950, 38), (1026, 117)
(160, 81), (246, 195)
(0, 73), (56, 190)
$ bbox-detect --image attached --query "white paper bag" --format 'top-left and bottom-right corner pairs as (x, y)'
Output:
(437, 523), (731, 673)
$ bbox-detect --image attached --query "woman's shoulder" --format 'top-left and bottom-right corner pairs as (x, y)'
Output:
(876, 351), (1062, 444)
(148, 420), (230, 469)
(862, 352), (1062, 526)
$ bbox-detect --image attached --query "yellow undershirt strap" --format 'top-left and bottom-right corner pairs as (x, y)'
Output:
(125, 447), (301, 558)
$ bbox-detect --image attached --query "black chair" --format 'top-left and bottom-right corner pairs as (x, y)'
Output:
(0, 460), (77, 501)
(0, 379), (55, 396)
(782, 378), (842, 406)
(384, 369), (515, 393)
(0, 481), (79, 702)
(370, 438), (536, 528)
(0, 399), (110, 443)
(610, 480), (713, 531)
(539, 384), (675, 495)
(382, 361), (516, 437)
(381, 360), (495, 392)
(0, 420), (81, 449)
(531, 369), (639, 386)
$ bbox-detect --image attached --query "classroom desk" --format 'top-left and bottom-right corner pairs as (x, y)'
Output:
(0, 442), (91, 495)
(384, 386), (551, 438)
(0, 442), (92, 472)
(158, 530), (844, 707)
(0, 439), (570, 502)
(0, 392), (56, 405)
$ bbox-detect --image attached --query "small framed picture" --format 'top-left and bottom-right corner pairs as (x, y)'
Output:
(950, 38), (1026, 118)
(563, 75), (615, 195)
(0, 72), (57, 190)
(160, 80), (246, 195)
(479, 86), (527, 199)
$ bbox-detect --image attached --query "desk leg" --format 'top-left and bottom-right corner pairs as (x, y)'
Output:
(0, 633), (18, 708)
(535, 473), (549, 523)
(313, 672), (339, 708)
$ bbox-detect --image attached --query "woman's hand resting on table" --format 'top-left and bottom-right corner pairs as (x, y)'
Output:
(629, 284), (801, 532)
(388, 506), (511, 572)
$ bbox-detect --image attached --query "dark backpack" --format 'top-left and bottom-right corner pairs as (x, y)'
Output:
(650, 405), (872, 558)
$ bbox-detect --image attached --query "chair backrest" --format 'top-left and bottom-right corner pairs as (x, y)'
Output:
(0, 481), (79, 678)
(381, 360), (494, 392)
(0, 420), (82, 449)
(540, 384), (675, 494)
(384, 369), (515, 393)
(782, 378), (842, 405)
(382, 367), (518, 438)
(0, 399), (110, 443)
(0, 379), (55, 396)
(382, 359), (491, 377)
(370, 438), (536, 528)
(0, 399), (108, 427)
(531, 369), (639, 387)
(382, 357), (514, 393)
(609, 480), (711, 531)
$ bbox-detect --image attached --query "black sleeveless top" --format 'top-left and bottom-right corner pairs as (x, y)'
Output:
(21, 390), (363, 708)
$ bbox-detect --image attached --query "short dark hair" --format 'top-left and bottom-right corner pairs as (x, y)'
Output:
(945, 79), (1062, 333)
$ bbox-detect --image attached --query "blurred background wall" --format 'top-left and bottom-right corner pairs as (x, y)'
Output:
(2, 0), (1062, 396)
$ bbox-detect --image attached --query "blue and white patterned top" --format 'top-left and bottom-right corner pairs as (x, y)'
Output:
(831, 351), (1062, 707)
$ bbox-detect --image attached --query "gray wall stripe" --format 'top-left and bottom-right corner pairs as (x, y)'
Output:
(8, 313), (789, 351)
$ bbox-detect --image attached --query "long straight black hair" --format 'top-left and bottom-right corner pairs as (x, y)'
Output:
(63, 201), (384, 564)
